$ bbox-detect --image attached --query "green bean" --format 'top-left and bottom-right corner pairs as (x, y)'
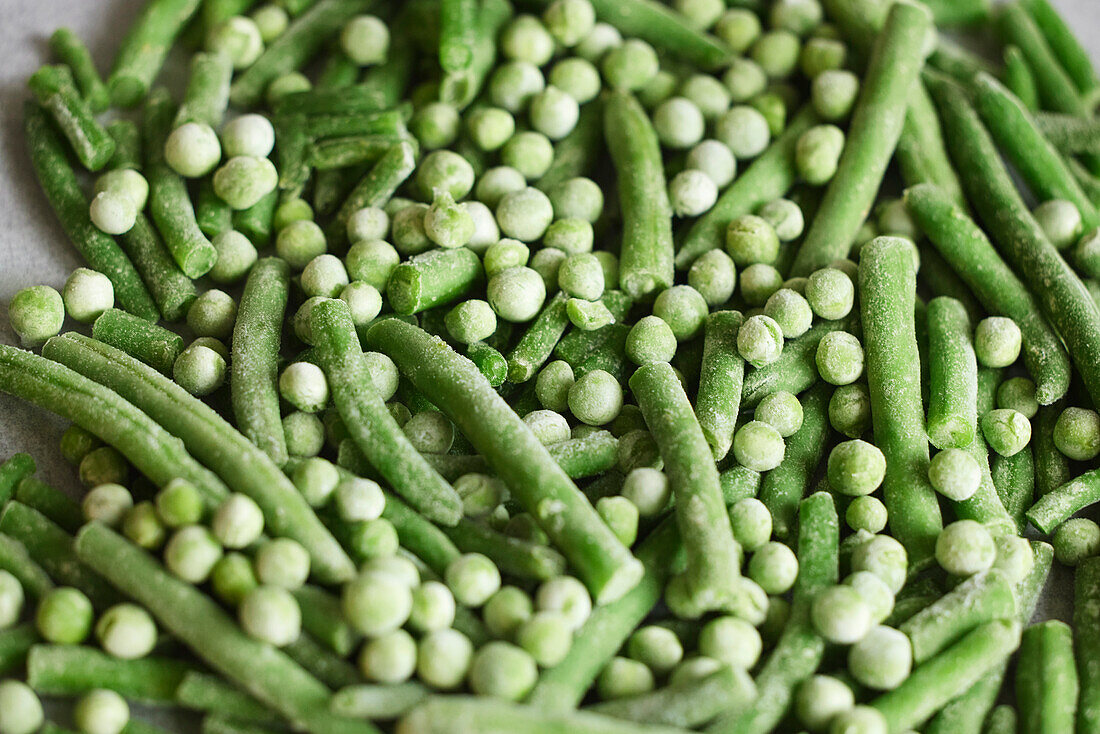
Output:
(897, 82), (969, 208)
(388, 248), (484, 317)
(740, 318), (855, 408)
(507, 294), (571, 383)
(75, 523), (380, 734)
(859, 237), (943, 568)
(1035, 401), (1071, 497)
(992, 444), (1034, 533)
(284, 632), (361, 690)
(143, 88), (217, 279)
(311, 301), (463, 526)
(231, 258), (290, 468)
(281, 0), (320, 14)
(537, 102), (603, 193)
(1077, 557), (1100, 733)
(273, 84), (391, 117)
(442, 520), (567, 582)
(706, 492), (838, 734)
(275, 114), (310, 196)
(201, 0), (258, 31)
(440, 0), (476, 73)
(233, 189), (279, 248)
(120, 214), (199, 322)
(0, 502), (121, 608)
(630, 362), (740, 615)
(42, 333), (354, 583)
(919, 0), (990, 27)
(900, 569), (1016, 664)
(926, 297), (977, 450)
(201, 717), (280, 734)
(871, 620), (1023, 732)
(998, 2), (1086, 115)
(1005, 45), (1040, 112)
(985, 706), (1018, 734)
(676, 108), (816, 270)
(107, 119), (143, 171)
(230, 0), (373, 107)
(1035, 112), (1100, 154)
(0, 625), (37, 676)
(92, 308), (184, 375)
(587, 666), (756, 729)
(0, 534), (55, 600)
(553, 292), (634, 368)
(15, 475), (84, 534)
(568, 0), (731, 69)
(25, 102), (159, 321)
(0, 345), (229, 506)
(108, 0), (202, 107)
(929, 37), (999, 82)
(721, 467), (762, 506)
(973, 72), (1099, 231)
(790, 3), (932, 275)
(360, 35), (414, 108)
(929, 74), (1100, 411)
(27, 645), (193, 704)
(328, 140), (417, 250)
(49, 29), (109, 113)
(0, 453), (36, 507)
(1028, 466), (1100, 532)
(309, 134), (408, 170)
(1021, 0), (1098, 95)
(365, 319), (642, 604)
(316, 54), (361, 90)
(440, 0), (512, 109)
(605, 91), (674, 301)
(924, 541), (1053, 734)
(695, 311), (744, 463)
(175, 672), (283, 726)
(293, 585), (359, 657)
(175, 52), (233, 129)
(401, 695), (692, 734)
(331, 683), (429, 720)
(917, 244), (983, 324)
(904, 183), (1071, 405)
(527, 520), (679, 709)
(1017, 620), (1078, 734)
(759, 383), (830, 541)
(28, 65), (116, 172)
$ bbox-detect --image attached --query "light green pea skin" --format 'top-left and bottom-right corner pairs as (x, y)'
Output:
(501, 14), (555, 65)
(95, 168), (149, 211)
(669, 169), (719, 218)
(626, 625), (683, 674)
(490, 61), (546, 112)
(403, 411), (454, 454)
(626, 315), (678, 365)
(928, 448), (981, 501)
(567, 369), (623, 426)
(597, 656), (655, 700)
(501, 131), (555, 182)
(389, 204), (432, 257)
(741, 263), (783, 306)
(89, 190), (137, 235)
(37, 587), (94, 644)
(544, 218), (595, 255)
(8, 285), (64, 346)
(445, 553), (501, 608)
(844, 570), (894, 625)
(424, 190), (475, 249)
(283, 411), (324, 458)
(653, 97), (706, 150)
(851, 534), (907, 594)
(722, 58), (767, 103)
(681, 76), (731, 122)
(829, 706), (888, 734)
(343, 571), (413, 637)
(668, 656), (725, 687)
(346, 206), (389, 244)
(484, 239), (530, 278)
(345, 239), (400, 290)
(729, 497), (772, 552)
(689, 249), (737, 307)
(239, 585), (301, 647)
(651, 285), (708, 341)
(254, 538), (310, 589)
(749, 541), (799, 594)
(759, 198), (805, 242)
(222, 114), (276, 158)
(733, 420), (786, 472)
(801, 36), (847, 78)
(417, 150), (476, 201)
(212, 156), (277, 211)
(155, 478), (204, 528)
(811, 584), (872, 644)
(291, 457), (339, 508)
(341, 14), (389, 65)
(164, 526), (224, 584)
(536, 575), (591, 630)
(488, 266), (547, 322)
(470, 641), (539, 700)
(621, 467), (670, 518)
(805, 267), (855, 320)
(359, 628), (417, 684)
(361, 556), (420, 589)
(445, 299), (497, 344)
(797, 124), (845, 185)
(530, 85), (581, 140)
(765, 288), (813, 338)
(165, 122), (222, 178)
(997, 376), (1038, 419)
(536, 360), (575, 412)
(812, 69), (860, 121)
(340, 281), (382, 329)
(1034, 199), (1084, 251)
(981, 409), (1032, 457)
(549, 57), (602, 103)
(1054, 518), (1100, 566)
(597, 495), (639, 547)
(1054, 406), (1100, 460)
(187, 289), (237, 340)
(715, 8), (761, 52)
(726, 214), (780, 266)
(687, 139), (737, 188)
(207, 16), (262, 68)
(935, 520), (996, 577)
(595, 252), (619, 290)
(974, 316), (1022, 368)
(299, 254), (349, 299)
(700, 616), (763, 670)
(465, 107), (515, 152)
(0, 681), (43, 734)
(363, 351), (399, 401)
(816, 331), (864, 386)
(716, 106), (771, 159)
(496, 187), (554, 242)
(558, 253), (605, 300)
(827, 440), (885, 496)
(334, 476), (385, 523)
(265, 72), (310, 106)
(279, 361), (329, 415)
(79, 446), (129, 488)
(516, 610), (573, 667)
(574, 19), (621, 60)
(751, 28), (802, 78)
(73, 688), (130, 734)
(173, 344), (227, 397)
(601, 39), (660, 92)
(209, 231), (258, 284)
(737, 314), (785, 368)
(548, 177), (604, 223)
(96, 603), (158, 660)
(418, 628), (474, 690)
(483, 586), (534, 640)
(412, 103), (460, 150)
(524, 410), (571, 446)
(408, 580), (457, 634)
(756, 391), (804, 437)
(276, 219), (327, 270)
(993, 534), (1035, 584)
(83, 483), (134, 527)
(0, 571), (23, 630)
(797, 675), (855, 732)
(274, 199), (313, 234)
(61, 424), (100, 465)
(1077, 229), (1100, 278)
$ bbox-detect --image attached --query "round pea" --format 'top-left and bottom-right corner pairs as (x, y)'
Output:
(928, 448), (981, 501)
(568, 369), (623, 426)
(733, 420), (786, 472)
(935, 520), (996, 577)
(827, 440), (886, 496)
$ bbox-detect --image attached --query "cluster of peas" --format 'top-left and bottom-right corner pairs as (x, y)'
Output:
(6, 0), (1100, 732)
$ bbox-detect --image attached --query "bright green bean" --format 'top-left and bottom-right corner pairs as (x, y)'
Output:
(926, 297), (977, 450)
(28, 65), (116, 171)
(1017, 620), (1078, 734)
(695, 311), (745, 463)
(92, 308), (184, 376)
(108, 0), (202, 107)
(27, 645), (193, 704)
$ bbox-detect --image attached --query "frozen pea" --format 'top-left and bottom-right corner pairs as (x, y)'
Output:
(417, 150), (476, 201)
(997, 376), (1039, 419)
(626, 315), (678, 365)
(465, 107), (515, 152)
(928, 448), (981, 501)
(1054, 517), (1100, 566)
(488, 266), (547, 322)
(501, 131), (555, 181)
(469, 641), (539, 700)
(37, 587), (93, 644)
(283, 411), (324, 457)
(756, 391), (804, 437)
(187, 289), (237, 339)
(164, 526), (223, 583)
(716, 106), (771, 159)
(765, 288), (813, 338)
(530, 86), (580, 140)
(737, 314), (785, 368)
(279, 361), (328, 414)
(339, 281), (383, 329)
(212, 156), (278, 211)
(8, 285), (64, 346)
(454, 473), (506, 518)
(816, 330), (864, 385)
(813, 69), (860, 122)
(334, 476), (385, 523)
(668, 656), (725, 687)
(621, 467), (671, 518)
(173, 344), (226, 397)
(993, 534), (1035, 584)
(751, 29), (802, 79)
(575, 21), (622, 61)
(846, 496), (888, 534)
(558, 253), (605, 300)
(221, 114), (275, 158)
(653, 285), (708, 341)
(165, 122), (222, 178)
(597, 656), (655, 700)
(239, 585), (300, 647)
(852, 535), (907, 594)
(829, 706), (888, 734)
(207, 16), (263, 68)
(412, 103), (460, 150)
(811, 585), (872, 644)
(981, 409), (1032, 457)
(848, 625), (911, 690)
(535, 360), (575, 412)
(254, 538), (310, 589)
(264, 72), (310, 106)
(95, 604), (157, 660)
(501, 15), (555, 65)
(483, 586), (533, 640)
(517, 610), (573, 666)
(627, 625), (683, 674)
(548, 177), (604, 223)
(209, 231), (258, 284)
(342, 571), (412, 637)
(1034, 199), (1083, 250)
(79, 446), (128, 488)
(669, 169), (719, 218)
(805, 267), (855, 320)
(300, 253), (349, 298)
(845, 570), (894, 625)
(797, 675), (855, 732)
(363, 351), (399, 401)
(797, 124), (845, 185)
(403, 411), (455, 454)
(568, 369), (623, 426)
(490, 61), (546, 113)
(729, 497), (772, 551)
(801, 36), (847, 77)
(88, 191), (137, 236)
(417, 628), (474, 690)
(974, 317), (1022, 368)
(597, 495), (639, 547)
(688, 249), (737, 307)
(749, 541), (799, 594)
(341, 14), (388, 65)
(346, 206), (389, 244)
(544, 218), (595, 256)
(827, 440), (885, 496)
(536, 575), (591, 630)
(725, 214), (780, 266)
(276, 220), (327, 270)
(654, 97), (706, 150)
(445, 299), (497, 344)
(1054, 406), (1100, 460)
(445, 553), (501, 608)
(408, 581), (457, 634)
(73, 689), (130, 734)
(759, 198), (805, 242)
(741, 263), (784, 306)
(549, 57), (602, 103)
(601, 39), (660, 92)
(83, 483), (133, 527)
(273, 198), (313, 232)
(0, 571), (23, 631)
(935, 520), (996, 577)
(686, 141), (737, 192)
(681, 75), (731, 122)
(523, 410), (571, 446)
(291, 457), (339, 508)
(94, 168), (148, 211)
(733, 420), (786, 472)
(63, 268), (114, 323)
(722, 58), (767, 103)
(359, 628), (416, 684)
(496, 187), (554, 242)
(345, 239), (400, 290)
(699, 615), (763, 669)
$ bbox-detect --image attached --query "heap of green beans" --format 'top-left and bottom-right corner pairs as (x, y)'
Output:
(5, 0), (1100, 732)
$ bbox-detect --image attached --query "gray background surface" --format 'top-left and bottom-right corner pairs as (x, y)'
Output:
(0, 0), (1099, 726)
